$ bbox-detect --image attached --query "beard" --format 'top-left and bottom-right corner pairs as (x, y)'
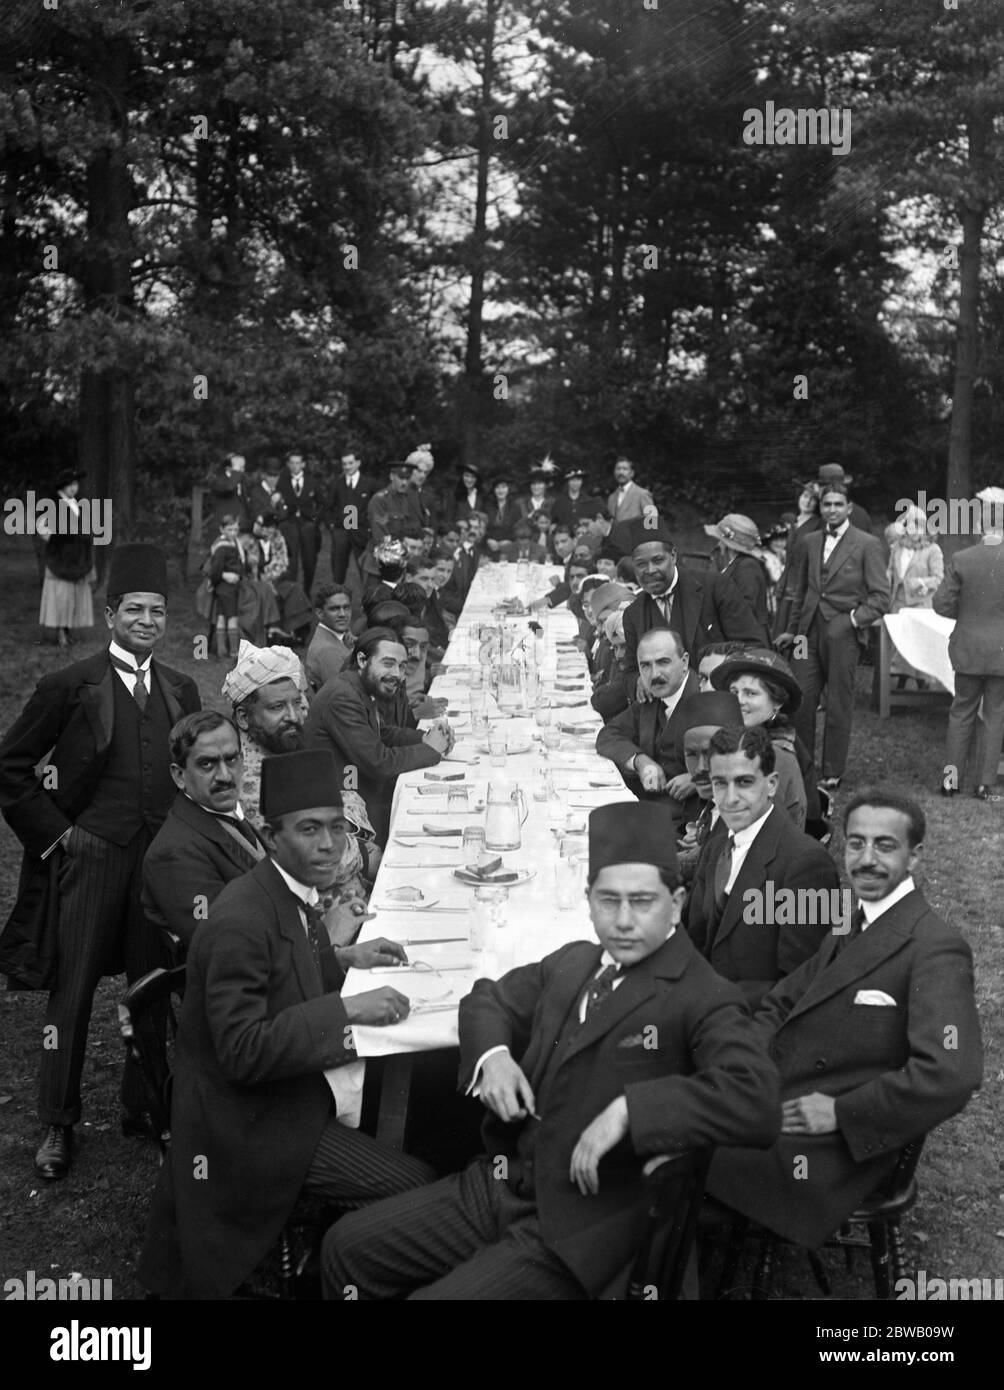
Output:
(248, 718), (304, 755)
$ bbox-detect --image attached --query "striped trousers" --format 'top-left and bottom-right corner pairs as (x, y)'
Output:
(321, 1157), (587, 1300)
(39, 825), (164, 1125)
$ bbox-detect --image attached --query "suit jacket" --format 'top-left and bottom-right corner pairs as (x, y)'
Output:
(245, 477), (287, 524)
(622, 569), (769, 688)
(685, 807), (838, 1007)
(787, 525), (890, 639)
(607, 481), (654, 522)
(303, 666), (440, 842)
(138, 858), (353, 1298)
(595, 670), (699, 780)
(0, 650), (201, 987)
(705, 888), (983, 1247)
(452, 545), (482, 601)
(458, 932), (780, 1295)
(933, 539), (1004, 676)
(591, 668), (631, 722)
(305, 623), (353, 693)
(276, 469), (326, 526)
(330, 471), (379, 549)
(141, 794), (263, 948)
(887, 541), (944, 613)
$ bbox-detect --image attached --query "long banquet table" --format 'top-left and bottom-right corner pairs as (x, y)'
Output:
(340, 562), (636, 1147)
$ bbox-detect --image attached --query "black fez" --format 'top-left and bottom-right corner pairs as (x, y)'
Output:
(106, 543), (169, 598)
(674, 690), (743, 760)
(260, 749), (343, 821)
(588, 803), (678, 878)
(628, 515), (673, 552)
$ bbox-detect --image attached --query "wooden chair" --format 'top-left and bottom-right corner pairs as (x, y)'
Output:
(715, 1139), (925, 1300)
(625, 1148), (712, 1300)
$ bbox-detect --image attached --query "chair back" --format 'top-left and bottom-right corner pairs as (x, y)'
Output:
(626, 1148), (712, 1300)
(117, 965), (187, 1156)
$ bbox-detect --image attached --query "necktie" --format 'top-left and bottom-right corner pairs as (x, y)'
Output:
(110, 653), (149, 711)
(294, 476), (302, 496)
(695, 803), (713, 847)
(839, 904), (866, 948)
(302, 900), (327, 973)
(713, 834), (735, 912)
(657, 593), (673, 624)
(222, 816), (260, 851)
(584, 963), (621, 1019)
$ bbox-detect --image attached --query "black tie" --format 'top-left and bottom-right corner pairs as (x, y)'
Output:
(109, 653), (149, 712)
(713, 834), (735, 912)
(583, 963), (620, 1019)
(827, 524), (840, 537)
(302, 900), (327, 973)
(222, 816), (261, 851)
(840, 904), (866, 947)
(695, 803), (714, 847)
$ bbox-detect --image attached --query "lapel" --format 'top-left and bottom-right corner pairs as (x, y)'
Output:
(672, 568), (702, 652)
(822, 527), (858, 584)
(529, 945), (603, 1088)
(346, 669), (380, 735)
(712, 809), (781, 948)
(784, 890), (925, 1024)
(256, 858), (323, 1002)
(151, 659), (188, 726)
(173, 795), (264, 871)
(807, 531), (825, 590)
(638, 699), (662, 758)
(78, 653), (116, 755)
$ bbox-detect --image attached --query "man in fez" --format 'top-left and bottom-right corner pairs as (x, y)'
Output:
(139, 748), (435, 1300)
(320, 803), (779, 1300)
(0, 543), (201, 1178)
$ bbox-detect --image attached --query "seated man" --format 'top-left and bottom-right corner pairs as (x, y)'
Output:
(320, 803), (780, 1300)
(705, 790), (983, 1248)
(142, 711), (264, 955)
(591, 607), (632, 722)
(305, 584), (354, 694)
(595, 629), (700, 826)
(696, 640), (753, 692)
(686, 725), (838, 1006)
(303, 627), (453, 843)
(674, 690), (743, 882)
(138, 749), (436, 1299)
(622, 518), (769, 692)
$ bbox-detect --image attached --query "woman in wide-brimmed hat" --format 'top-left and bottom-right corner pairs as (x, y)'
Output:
(704, 513), (771, 635)
(38, 467), (95, 648)
(711, 647), (810, 832)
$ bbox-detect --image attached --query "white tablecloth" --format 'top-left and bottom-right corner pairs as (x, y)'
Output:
(341, 564), (636, 1060)
(883, 609), (955, 694)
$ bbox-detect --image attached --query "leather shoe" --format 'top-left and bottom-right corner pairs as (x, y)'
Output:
(974, 785), (1003, 803)
(35, 1124), (73, 1180)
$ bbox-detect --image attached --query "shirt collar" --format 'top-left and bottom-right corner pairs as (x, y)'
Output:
(270, 858), (320, 907)
(729, 804), (773, 850)
(661, 678), (690, 720)
(826, 519), (850, 540)
(859, 875), (915, 928)
(188, 794), (246, 822)
(108, 639), (151, 673)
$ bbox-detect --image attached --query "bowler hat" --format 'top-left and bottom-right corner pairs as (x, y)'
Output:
(817, 463), (854, 488)
(710, 647), (802, 714)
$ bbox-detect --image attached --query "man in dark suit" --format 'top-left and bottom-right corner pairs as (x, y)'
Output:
(933, 489), (1004, 800)
(0, 544), (201, 1178)
(686, 725), (838, 1007)
(705, 790), (983, 1248)
(303, 627), (453, 843)
(245, 457), (287, 526)
(142, 712), (263, 955)
(622, 518), (768, 692)
(138, 749), (435, 1300)
(320, 802), (780, 1300)
(450, 520), (485, 602)
(778, 483), (889, 788)
(276, 452), (326, 594)
(305, 585), (355, 694)
(330, 450), (379, 585)
(596, 629), (700, 827)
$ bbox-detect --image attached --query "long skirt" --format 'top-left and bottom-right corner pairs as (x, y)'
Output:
(39, 571), (94, 629)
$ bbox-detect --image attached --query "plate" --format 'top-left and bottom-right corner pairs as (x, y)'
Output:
(475, 739), (533, 756)
(452, 866), (537, 887)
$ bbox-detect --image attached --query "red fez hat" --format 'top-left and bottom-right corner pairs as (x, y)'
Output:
(260, 749), (343, 821)
(588, 803), (679, 878)
(106, 543), (169, 597)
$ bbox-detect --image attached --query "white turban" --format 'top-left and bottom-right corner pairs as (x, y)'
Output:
(221, 639), (306, 705)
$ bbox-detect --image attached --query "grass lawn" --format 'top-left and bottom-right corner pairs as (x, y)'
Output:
(0, 532), (1001, 1301)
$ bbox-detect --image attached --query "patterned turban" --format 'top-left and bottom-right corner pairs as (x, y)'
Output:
(221, 639), (306, 705)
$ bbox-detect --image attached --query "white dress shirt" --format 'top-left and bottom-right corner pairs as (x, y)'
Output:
(722, 805), (774, 895)
(822, 518), (849, 564)
(346, 470), (360, 490)
(859, 875), (916, 929)
(108, 639), (152, 697)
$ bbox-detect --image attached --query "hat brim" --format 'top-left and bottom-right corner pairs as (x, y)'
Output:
(703, 523), (760, 553)
(710, 654), (803, 713)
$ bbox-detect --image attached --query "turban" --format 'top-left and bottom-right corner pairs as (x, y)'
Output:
(222, 639), (306, 705)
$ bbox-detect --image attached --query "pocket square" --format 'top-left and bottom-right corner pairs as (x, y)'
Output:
(853, 989), (897, 1007)
(616, 1033), (646, 1050)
